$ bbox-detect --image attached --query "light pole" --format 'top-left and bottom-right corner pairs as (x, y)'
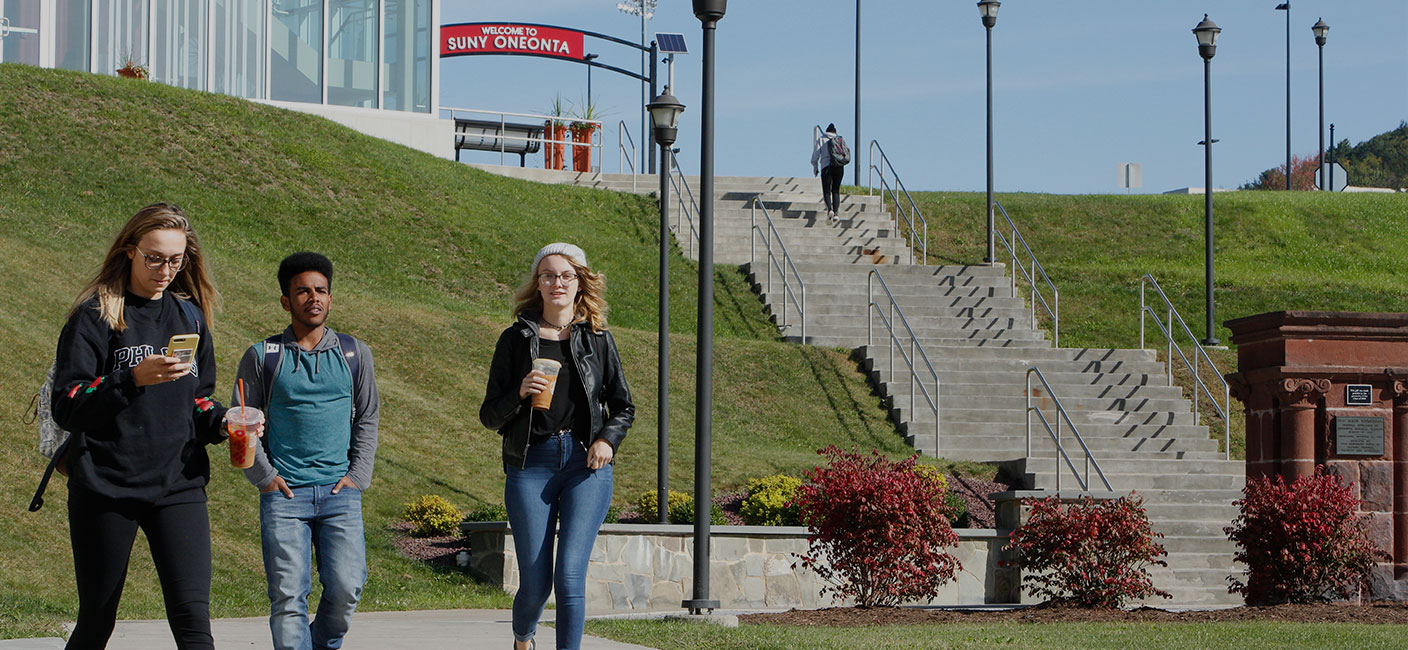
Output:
(854, 0), (861, 187)
(1329, 123), (1336, 191)
(684, 0), (724, 617)
(648, 87), (684, 526)
(1194, 14), (1221, 346)
(978, 0), (999, 264)
(584, 53), (599, 112)
(1275, 3), (1290, 190)
(1313, 18), (1329, 191)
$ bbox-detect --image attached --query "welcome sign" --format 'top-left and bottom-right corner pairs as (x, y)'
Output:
(442, 23), (585, 60)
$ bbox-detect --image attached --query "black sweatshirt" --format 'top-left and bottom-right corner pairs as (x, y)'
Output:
(51, 293), (228, 504)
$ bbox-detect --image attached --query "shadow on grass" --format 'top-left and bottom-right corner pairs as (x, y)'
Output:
(798, 346), (897, 448)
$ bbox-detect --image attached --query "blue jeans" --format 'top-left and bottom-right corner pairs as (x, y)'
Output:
(259, 484), (366, 650)
(505, 434), (614, 650)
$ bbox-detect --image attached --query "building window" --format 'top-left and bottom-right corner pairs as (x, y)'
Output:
(54, 0), (90, 72)
(270, 0), (321, 103)
(94, 0), (146, 75)
(153, 0), (206, 90)
(328, 0), (376, 108)
(2, 0), (42, 66)
(383, 0), (429, 113)
(212, 0), (265, 98)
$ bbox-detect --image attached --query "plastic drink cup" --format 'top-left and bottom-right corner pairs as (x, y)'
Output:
(226, 406), (264, 469)
(530, 358), (562, 411)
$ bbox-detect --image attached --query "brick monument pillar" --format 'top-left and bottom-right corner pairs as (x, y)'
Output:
(1225, 311), (1408, 599)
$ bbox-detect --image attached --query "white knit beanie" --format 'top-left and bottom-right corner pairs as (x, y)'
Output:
(532, 242), (588, 274)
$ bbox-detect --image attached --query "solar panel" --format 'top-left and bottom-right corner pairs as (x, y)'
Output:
(656, 33), (688, 54)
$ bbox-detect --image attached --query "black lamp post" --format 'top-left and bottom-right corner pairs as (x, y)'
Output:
(1275, 3), (1290, 190)
(584, 53), (599, 111)
(854, 0), (861, 187)
(1194, 14), (1221, 346)
(647, 87), (684, 526)
(684, 0), (724, 617)
(978, 0), (999, 264)
(1313, 18), (1329, 191)
(1329, 122), (1336, 191)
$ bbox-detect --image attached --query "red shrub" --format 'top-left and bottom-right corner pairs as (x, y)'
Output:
(1004, 494), (1169, 608)
(792, 446), (960, 607)
(1225, 467), (1381, 604)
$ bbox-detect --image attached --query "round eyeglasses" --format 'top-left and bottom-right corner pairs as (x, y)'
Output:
(136, 248), (187, 271)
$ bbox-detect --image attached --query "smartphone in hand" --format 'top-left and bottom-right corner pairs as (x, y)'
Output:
(167, 334), (199, 364)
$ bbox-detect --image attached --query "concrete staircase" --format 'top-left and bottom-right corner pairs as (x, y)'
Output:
(473, 165), (1244, 606)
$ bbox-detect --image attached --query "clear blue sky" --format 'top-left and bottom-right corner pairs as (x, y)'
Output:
(441, 1), (1407, 194)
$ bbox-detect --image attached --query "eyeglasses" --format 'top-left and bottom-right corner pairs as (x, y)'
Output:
(538, 272), (578, 285)
(135, 247), (187, 271)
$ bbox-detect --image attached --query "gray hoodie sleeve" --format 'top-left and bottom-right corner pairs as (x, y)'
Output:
(234, 343), (280, 490)
(344, 338), (379, 490)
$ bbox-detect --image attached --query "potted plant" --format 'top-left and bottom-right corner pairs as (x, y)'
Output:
(116, 51), (149, 80)
(543, 94), (569, 170)
(569, 97), (602, 173)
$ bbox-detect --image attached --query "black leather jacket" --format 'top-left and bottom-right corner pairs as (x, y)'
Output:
(479, 313), (634, 469)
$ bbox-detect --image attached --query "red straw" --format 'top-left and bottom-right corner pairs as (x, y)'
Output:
(237, 378), (246, 414)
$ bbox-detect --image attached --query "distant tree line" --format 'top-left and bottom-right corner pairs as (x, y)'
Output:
(1241, 121), (1407, 190)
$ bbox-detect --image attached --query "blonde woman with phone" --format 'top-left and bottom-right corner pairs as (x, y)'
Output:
(50, 203), (236, 650)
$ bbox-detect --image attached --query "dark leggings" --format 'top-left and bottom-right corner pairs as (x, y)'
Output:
(66, 488), (213, 650)
(821, 164), (843, 214)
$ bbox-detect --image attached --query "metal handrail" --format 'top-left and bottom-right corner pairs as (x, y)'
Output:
(1026, 367), (1113, 492)
(1139, 274), (1233, 460)
(866, 269), (942, 456)
(618, 120), (637, 190)
(667, 152), (701, 258)
(994, 202), (1060, 346)
(749, 196), (806, 342)
(866, 140), (928, 265)
(440, 106), (600, 170)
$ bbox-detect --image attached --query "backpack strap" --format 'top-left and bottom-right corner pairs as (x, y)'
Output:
(261, 334), (283, 400)
(29, 437), (73, 512)
(335, 332), (360, 420)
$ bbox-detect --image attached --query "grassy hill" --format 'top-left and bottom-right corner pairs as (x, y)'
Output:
(0, 64), (928, 638)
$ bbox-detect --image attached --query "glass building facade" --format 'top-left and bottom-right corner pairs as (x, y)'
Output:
(0, 0), (434, 113)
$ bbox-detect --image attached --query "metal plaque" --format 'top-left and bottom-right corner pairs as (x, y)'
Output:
(1335, 416), (1385, 456)
(1346, 384), (1373, 406)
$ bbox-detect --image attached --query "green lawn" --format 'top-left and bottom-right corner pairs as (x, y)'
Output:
(0, 64), (933, 639)
(585, 619), (1408, 649)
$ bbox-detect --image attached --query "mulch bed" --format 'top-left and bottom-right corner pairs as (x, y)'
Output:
(390, 522), (470, 569)
(740, 601), (1408, 626)
(946, 475), (1007, 529)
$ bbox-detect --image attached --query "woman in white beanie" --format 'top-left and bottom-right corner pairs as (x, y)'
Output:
(479, 243), (635, 650)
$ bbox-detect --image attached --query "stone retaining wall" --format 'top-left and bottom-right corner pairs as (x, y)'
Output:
(461, 522), (1011, 611)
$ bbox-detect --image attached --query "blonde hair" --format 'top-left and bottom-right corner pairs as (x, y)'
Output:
(512, 254), (608, 331)
(70, 203), (221, 331)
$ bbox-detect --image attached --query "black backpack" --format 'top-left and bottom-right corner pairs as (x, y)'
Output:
(828, 136), (851, 166)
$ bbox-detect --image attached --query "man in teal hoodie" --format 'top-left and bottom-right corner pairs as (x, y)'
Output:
(234, 252), (379, 650)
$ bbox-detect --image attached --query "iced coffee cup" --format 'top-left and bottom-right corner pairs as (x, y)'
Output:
(530, 358), (562, 411)
(226, 406), (264, 469)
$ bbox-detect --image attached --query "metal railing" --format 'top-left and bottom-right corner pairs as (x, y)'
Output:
(749, 196), (806, 342)
(866, 140), (928, 265)
(995, 202), (1060, 346)
(866, 269), (942, 456)
(1026, 367), (1113, 491)
(666, 152), (701, 258)
(1139, 274), (1233, 460)
(618, 120), (637, 191)
(439, 107), (599, 170)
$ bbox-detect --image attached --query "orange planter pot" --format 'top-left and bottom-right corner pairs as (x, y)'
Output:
(544, 123), (567, 170)
(571, 125), (595, 173)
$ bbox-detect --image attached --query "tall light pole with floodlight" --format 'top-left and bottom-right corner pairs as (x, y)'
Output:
(1313, 18), (1329, 191)
(978, 0), (999, 264)
(647, 87), (684, 526)
(1195, 14), (1221, 346)
(684, 0), (724, 617)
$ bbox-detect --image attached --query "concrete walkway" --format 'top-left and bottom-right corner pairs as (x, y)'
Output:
(0, 610), (663, 649)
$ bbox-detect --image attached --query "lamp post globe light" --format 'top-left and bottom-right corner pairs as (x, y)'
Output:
(685, 0), (724, 617)
(1194, 14), (1220, 346)
(1313, 18), (1329, 191)
(647, 87), (684, 527)
(978, 0), (999, 264)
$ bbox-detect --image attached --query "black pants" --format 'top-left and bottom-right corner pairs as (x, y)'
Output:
(820, 164), (843, 214)
(66, 487), (214, 650)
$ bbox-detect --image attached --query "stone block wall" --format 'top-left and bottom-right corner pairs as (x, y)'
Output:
(461, 522), (1008, 611)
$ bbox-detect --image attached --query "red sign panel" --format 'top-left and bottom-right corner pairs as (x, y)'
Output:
(442, 23), (585, 60)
